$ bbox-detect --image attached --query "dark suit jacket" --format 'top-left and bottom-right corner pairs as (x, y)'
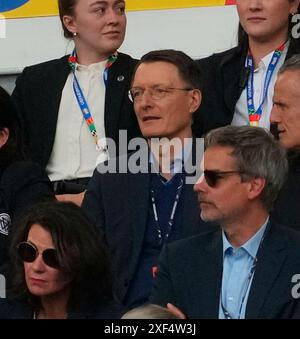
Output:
(11, 53), (141, 168)
(0, 161), (54, 271)
(82, 147), (214, 304)
(193, 40), (300, 137)
(0, 298), (123, 319)
(151, 221), (300, 319)
(271, 151), (300, 231)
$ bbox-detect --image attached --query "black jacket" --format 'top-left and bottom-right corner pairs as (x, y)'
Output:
(0, 161), (54, 272)
(11, 53), (141, 168)
(151, 221), (300, 319)
(82, 146), (214, 304)
(193, 40), (300, 137)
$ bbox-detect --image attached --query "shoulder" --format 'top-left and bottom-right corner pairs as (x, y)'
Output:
(0, 298), (32, 319)
(18, 56), (69, 79)
(197, 45), (243, 68)
(164, 229), (219, 257)
(1, 161), (47, 183)
(117, 52), (138, 66)
(268, 221), (300, 253)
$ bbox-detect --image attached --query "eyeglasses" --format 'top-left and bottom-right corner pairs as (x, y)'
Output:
(17, 242), (59, 269)
(204, 170), (243, 188)
(128, 86), (193, 102)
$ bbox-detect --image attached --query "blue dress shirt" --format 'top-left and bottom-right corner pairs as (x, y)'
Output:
(219, 218), (269, 319)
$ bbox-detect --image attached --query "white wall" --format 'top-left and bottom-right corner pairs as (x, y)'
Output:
(0, 5), (239, 75)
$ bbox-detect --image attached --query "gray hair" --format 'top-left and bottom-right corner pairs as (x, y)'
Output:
(121, 304), (179, 319)
(205, 126), (288, 211)
(279, 53), (300, 75)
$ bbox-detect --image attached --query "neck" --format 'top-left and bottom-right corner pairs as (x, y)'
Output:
(74, 43), (111, 66)
(222, 204), (269, 248)
(248, 32), (288, 68)
(38, 290), (70, 319)
(148, 130), (192, 180)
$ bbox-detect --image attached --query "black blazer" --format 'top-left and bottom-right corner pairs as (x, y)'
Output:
(0, 298), (123, 319)
(193, 40), (300, 137)
(151, 221), (300, 319)
(82, 147), (214, 304)
(0, 161), (54, 271)
(11, 53), (141, 168)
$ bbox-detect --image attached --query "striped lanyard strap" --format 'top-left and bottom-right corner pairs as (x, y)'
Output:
(246, 43), (285, 127)
(68, 49), (118, 150)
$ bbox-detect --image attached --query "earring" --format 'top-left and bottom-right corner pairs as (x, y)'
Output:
(73, 32), (78, 37)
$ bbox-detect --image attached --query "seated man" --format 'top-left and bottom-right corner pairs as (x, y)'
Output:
(82, 50), (213, 309)
(270, 54), (300, 230)
(151, 126), (300, 319)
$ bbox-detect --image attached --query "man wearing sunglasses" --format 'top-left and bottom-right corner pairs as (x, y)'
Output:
(82, 50), (213, 309)
(151, 125), (300, 319)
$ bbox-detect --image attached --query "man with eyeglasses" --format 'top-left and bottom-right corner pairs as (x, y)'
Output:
(151, 125), (300, 319)
(82, 49), (213, 309)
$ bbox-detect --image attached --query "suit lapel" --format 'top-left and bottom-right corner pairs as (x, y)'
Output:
(222, 46), (247, 123)
(105, 54), (131, 141)
(127, 170), (151, 277)
(187, 231), (223, 318)
(40, 56), (70, 164)
(245, 223), (287, 318)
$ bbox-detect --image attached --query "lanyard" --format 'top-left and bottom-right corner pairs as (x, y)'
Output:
(150, 176), (184, 247)
(68, 49), (118, 150)
(246, 43), (285, 127)
(221, 225), (268, 319)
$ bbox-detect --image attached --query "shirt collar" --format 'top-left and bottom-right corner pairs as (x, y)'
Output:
(149, 138), (193, 176)
(75, 59), (106, 73)
(245, 40), (289, 71)
(222, 216), (269, 259)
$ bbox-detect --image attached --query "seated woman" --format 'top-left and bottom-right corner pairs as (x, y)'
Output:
(0, 86), (54, 271)
(0, 201), (122, 319)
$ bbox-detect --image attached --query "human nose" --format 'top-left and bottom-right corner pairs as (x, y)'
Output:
(248, 0), (263, 10)
(106, 8), (121, 25)
(270, 105), (281, 124)
(31, 253), (46, 272)
(193, 173), (207, 193)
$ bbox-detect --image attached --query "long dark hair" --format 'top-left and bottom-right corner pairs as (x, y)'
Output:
(0, 86), (24, 168)
(9, 201), (113, 312)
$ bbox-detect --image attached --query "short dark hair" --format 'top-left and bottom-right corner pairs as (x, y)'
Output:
(205, 126), (288, 211)
(9, 201), (113, 312)
(131, 49), (202, 90)
(58, 0), (78, 39)
(0, 86), (23, 166)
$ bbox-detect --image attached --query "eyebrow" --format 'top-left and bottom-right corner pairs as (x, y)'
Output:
(90, 0), (125, 7)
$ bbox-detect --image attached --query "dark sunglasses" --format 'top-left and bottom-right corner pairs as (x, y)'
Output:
(204, 170), (243, 188)
(17, 242), (59, 269)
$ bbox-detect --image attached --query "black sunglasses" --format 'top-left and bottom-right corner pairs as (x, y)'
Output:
(204, 170), (243, 188)
(17, 242), (59, 269)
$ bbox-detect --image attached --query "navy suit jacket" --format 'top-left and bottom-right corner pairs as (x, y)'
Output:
(82, 147), (214, 304)
(0, 298), (123, 319)
(11, 53), (141, 168)
(151, 221), (300, 319)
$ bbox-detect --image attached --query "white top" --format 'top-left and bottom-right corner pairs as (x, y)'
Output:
(46, 61), (108, 181)
(231, 43), (288, 129)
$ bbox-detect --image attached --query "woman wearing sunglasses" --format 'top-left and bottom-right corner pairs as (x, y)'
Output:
(0, 86), (54, 273)
(0, 201), (122, 319)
